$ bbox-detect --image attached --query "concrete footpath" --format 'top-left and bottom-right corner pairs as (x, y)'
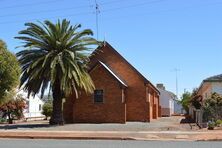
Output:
(0, 130), (222, 141)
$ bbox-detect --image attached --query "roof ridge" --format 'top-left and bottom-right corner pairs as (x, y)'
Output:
(89, 60), (128, 87)
(98, 61), (128, 87)
(204, 74), (222, 81)
(93, 41), (160, 94)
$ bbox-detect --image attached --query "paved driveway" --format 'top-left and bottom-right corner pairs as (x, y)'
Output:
(0, 116), (199, 131)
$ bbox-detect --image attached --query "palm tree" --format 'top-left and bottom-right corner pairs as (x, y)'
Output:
(15, 19), (99, 125)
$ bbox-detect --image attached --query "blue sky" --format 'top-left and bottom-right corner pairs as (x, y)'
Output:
(0, 0), (222, 98)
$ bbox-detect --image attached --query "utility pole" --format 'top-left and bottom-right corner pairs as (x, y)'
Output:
(94, 0), (100, 40)
(173, 68), (180, 99)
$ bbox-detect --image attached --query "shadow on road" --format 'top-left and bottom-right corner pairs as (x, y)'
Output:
(180, 118), (195, 124)
(180, 117), (200, 130)
(0, 123), (50, 130)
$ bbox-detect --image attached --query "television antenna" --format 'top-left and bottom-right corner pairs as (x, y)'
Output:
(94, 0), (100, 40)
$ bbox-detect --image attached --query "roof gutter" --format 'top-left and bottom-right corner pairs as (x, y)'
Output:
(145, 82), (160, 95)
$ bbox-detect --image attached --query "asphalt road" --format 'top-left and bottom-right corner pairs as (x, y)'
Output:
(0, 139), (221, 148)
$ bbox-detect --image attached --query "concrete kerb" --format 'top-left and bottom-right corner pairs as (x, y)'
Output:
(0, 131), (221, 141)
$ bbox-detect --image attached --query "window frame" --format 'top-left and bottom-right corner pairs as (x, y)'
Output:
(93, 89), (104, 104)
(39, 104), (42, 111)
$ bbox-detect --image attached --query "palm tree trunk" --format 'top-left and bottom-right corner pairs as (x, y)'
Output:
(49, 97), (64, 125)
(49, 81), (64, 125)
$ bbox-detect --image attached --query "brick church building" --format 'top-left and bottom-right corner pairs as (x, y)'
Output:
(64, 42), (161, 123)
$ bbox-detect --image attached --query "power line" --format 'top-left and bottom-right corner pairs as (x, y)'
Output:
(0, 0), (126, 18)
(0, 0), (124, 19)
(99, 0), (222, 22)
(0, 0), (221, 25)
(102, 0), (222, 14)
(99, 0), (128, 5)
(0, 4), (92, 18)
(0, 0), (64, 10)
(101, 0), (166, 12)
(0, 0), (167, 25)
(0, 0), (162, 20)
(4, 0), (222, 19)
(0, 11), (93, 25)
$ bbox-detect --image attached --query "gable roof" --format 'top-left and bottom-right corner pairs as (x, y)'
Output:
(89, 60), (128, 87)
(16, 89), (44, 103)
(198, 74), (222, 93)
(158, 88), (177, 100)
(91, 41), (159, 94)
(203, 74), (222, 82)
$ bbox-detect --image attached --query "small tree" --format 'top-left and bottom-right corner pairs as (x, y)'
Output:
(189, 88), (201, 108)
(190, 95), (202, 109)
(203, 93), (222, 122)
(0, 40), (20, 103)
(180, 88), (202, 114)
(0, 94), (26, 124)
(42, 101), (52, 120)
(180, 91), (192, 114)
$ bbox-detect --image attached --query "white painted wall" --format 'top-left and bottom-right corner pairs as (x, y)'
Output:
(169, 99), (174, 115)
(158, 89), (175, 116)
(17, 90), (45, 118)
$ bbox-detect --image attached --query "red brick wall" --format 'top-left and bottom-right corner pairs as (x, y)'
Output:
(71, 64), (126, 123)
(64, 42), (160, 123)
(146, 102), (151, 122)
(63, 96), (74, 123)
(149, 90), (154, 120)
(157, 95), (161, 117)
(153, 94), (159, 119)
(90, 44), (152, 122)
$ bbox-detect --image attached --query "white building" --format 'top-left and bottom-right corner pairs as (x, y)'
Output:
(17, 90), (45, 119)
(157, 84), (176, 117)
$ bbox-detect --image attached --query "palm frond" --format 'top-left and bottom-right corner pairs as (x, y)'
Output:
(16, 19), (99, 98)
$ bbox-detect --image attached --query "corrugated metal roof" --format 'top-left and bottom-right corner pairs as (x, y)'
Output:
(204, 74), (222, 82)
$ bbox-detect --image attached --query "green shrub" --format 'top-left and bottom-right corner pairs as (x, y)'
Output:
(203, 93), (222, 122)
(0, 118), (7, 123)
(42, 102), (52, 120)
(215, 119), (222, 127)
(208, 121), (216, 130)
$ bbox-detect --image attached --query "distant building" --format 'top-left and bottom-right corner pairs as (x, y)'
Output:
(157, 84), (176, 116)
(197, 74), (222, 99)
(174, 100), (184, 115)
(17, 90), (45, 119)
